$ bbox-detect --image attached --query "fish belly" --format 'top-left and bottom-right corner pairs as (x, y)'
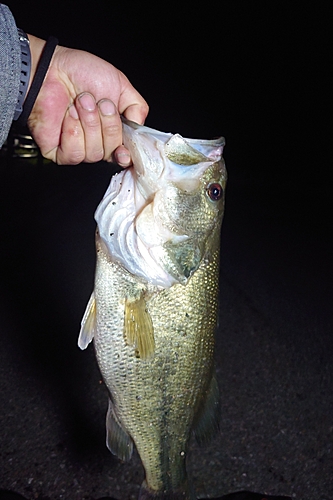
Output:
(93, 245), (220, 498)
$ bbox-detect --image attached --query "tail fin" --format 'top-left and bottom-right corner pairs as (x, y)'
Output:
(139, 480), (195, 500)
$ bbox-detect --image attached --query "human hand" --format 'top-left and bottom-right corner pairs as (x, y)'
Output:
(26, 36), (148, 165)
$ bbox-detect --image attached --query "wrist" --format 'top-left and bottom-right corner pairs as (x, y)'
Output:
(14, 33), (47, 121)
(13, 29), (31, 120)
(15, 35), (59, 127)
(26, 35), (47, 95)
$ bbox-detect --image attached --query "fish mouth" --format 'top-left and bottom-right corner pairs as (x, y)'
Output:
(121, 116), (225, 153)
(121, 117), (225, 198)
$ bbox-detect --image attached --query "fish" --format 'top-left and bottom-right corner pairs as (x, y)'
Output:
(78, 118), (227, 499)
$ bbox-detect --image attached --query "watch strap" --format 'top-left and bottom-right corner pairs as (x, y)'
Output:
(16, 36), (58, 128)
(14, 29), (31, 121)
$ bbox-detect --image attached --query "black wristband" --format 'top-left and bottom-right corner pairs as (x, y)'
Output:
(14, 29), (31, 121)
(16, 36), (59, 128)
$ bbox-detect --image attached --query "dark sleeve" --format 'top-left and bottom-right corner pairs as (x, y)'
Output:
(0, 4), (21, 148)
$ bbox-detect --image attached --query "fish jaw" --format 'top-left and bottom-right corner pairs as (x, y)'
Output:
(122, 118), (225, 199)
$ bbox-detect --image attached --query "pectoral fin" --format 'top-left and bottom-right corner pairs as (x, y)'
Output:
(106, 398), (133, 462)
(163, 238), (203, 283)
(192, 374), (220, 445)
(125, 295), (155, 359)
(78, 293), (96, 350)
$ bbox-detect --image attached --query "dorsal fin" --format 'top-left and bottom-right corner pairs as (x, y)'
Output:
(165, 134), (209, 165)
(124, 294), (155, 359)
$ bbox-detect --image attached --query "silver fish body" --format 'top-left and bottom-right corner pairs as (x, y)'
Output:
(79, 119), (226, 499)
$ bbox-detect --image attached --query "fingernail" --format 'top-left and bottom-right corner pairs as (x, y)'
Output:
(79, 92), (96, 111)
(116, 151), (131, 167)
(99, 99), (116, 116)
(68, 104), (79, 119)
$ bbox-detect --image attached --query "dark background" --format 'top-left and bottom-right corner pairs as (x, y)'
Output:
(9, 1), (333, 207)
(0, 2), (332, 499)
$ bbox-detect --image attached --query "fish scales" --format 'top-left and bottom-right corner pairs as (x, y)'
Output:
(94, 243), (219, 492)
(79, 119), (226, 499)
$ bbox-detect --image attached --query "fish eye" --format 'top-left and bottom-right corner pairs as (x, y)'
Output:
(207, 183), (223, 201)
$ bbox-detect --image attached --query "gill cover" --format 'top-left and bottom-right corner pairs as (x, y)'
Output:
(95, 119), (226, 288)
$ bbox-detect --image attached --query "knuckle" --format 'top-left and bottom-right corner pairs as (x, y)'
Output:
(66, 151), (86, 165)
(103, 122), (121, 139)
(57, 146), (85, 165)
(86, 148), (104, 163)
(84, 114), (101, 130)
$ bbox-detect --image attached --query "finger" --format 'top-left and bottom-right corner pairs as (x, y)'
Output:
(54, 104), (86, 165)
(117, 74), (149, 125)
(75, 92), (104, 163)
(122, 102), (149, 125)
(97, 99), (123, 162)
(113, 145), (132, 168)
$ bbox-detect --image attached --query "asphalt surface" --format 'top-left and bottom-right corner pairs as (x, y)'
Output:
(0, 152), (332, 500)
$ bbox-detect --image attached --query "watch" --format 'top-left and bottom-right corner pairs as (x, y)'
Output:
(14, 29), (31, 121)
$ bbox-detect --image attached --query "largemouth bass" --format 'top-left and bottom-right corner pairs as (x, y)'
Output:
(78, 119), (227, 499)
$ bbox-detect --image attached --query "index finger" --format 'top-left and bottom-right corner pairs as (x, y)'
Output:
(122, 102), (149, 125)
(117, 77), (149, 125)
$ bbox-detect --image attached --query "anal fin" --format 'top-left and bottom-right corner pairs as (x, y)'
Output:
(125, 295), (155, 359)
(192, 374), (220, 445)
(106, 398), (133, 462)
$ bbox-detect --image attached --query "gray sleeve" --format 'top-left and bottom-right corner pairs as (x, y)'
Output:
(0, 4), (21, 148)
